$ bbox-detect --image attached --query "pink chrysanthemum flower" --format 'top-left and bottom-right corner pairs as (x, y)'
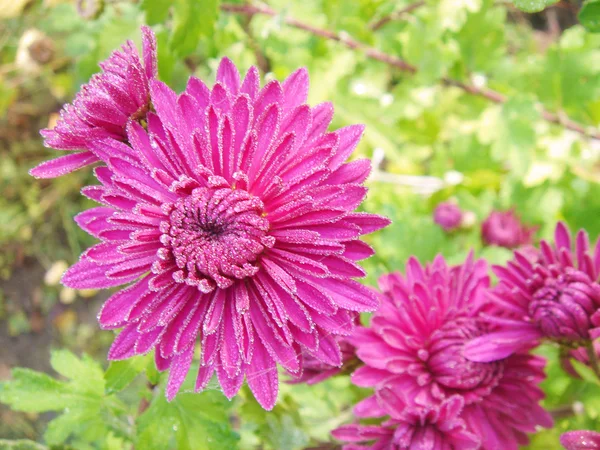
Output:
(561, 430), (600, 450)
(333, 395), (480, 450)
(465, 222), (600, 363)
(58, 54), (389, 409)
(341, 254), (551, 449)
(433, 201), (462, 232)
(30, 27), (157, 179)
(481, 209), (536, 249)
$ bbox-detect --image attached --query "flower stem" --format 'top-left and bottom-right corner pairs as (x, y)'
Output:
(586, 342), (600, 379)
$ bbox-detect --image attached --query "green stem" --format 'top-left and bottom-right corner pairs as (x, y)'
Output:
(586, 342), (600, 379)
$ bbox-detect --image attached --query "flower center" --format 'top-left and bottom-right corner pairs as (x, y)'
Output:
(529, 268), (600, 341)
(424, 318), (503, 404)
(161, 186), (273, 292)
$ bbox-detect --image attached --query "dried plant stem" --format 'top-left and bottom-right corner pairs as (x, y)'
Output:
(137, 381), (157, 416)
(370, 1), (425, 30)
(220, 2), (600, 141)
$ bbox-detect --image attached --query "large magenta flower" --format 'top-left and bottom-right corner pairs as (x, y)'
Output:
(561, 430), (600, 449)
(481, 209), (536, 249)
(333, 396), (480, 450)
(59, 55), (389, 409)
(339, 254), (551, 449)
(30, 27), (157, 178)
(465, 222), (600, 363)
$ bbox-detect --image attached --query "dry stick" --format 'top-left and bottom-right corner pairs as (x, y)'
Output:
(137, 381), (157, 416)
(370, 1), (425, 30)
(240, 12), (271, 74)
(220, 2), (600, 140)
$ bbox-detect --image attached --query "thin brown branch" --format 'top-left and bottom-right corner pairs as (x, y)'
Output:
(370, 1), (425, 30)
(240, 7), (271, 74)
(549, 404), (577, 420)
(220, 2), (600, 140)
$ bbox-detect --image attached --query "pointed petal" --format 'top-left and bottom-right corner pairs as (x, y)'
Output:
(29, 152), (98, 178)
(246, 339), (278, 410)
(463, 328), (542, 362)
(216, 57), (241, 94)
(282, 67), (309, 109)
(166, 344), (195, 401)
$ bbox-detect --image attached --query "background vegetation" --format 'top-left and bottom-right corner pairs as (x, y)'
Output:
(1, 0), (600, 448)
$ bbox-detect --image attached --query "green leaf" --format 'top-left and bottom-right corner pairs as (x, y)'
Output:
(579, 0), (600, 33)
(51, 350), (104, 386)
(0, 440), (48, 450)
(570, 359), (600, 386)
(512, 0), (558, 13)
(479, 96), (539, 178)
(136, 373), (238, 450)
(104, 355), (149, 394)
(0, 368), (71, 412)
(45, 408), (106, 446)
(438, 0), (482, 32)
(170, 0), (220, 57)
(141, 0), (172, 25)
(1, 353), (128, 448)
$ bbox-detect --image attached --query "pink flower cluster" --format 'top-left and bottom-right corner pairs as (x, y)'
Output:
(33, 25), (600, 449)
(333, 254), (552, 449)
(432, 202), (537, 250)
(328, 222), (600, 449)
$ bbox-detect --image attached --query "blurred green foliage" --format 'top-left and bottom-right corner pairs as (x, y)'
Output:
(2, 0), (600, 448)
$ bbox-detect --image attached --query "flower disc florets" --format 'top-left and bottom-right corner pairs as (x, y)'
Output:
(424, 318), (503, 403)
(161, 184), (271, 292)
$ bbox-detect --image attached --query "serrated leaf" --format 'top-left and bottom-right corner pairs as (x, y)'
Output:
(104, 355), (149, 394)
(579, 0), (600, 33)
(0, 368), (70, 412)
(50, 349), (104, 396)
(512, 0), (558, 13)
(50, 349), (102, 382)
(1, 354), (128, 448)
(170, 0), (220, 57)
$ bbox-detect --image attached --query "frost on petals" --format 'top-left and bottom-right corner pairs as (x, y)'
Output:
(561, 430), (600, 450)
(54, 35), (389, 410)
(31, 26), (157, 178)
(465, 222), (600, 363)
(334, 254), (552, 449)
